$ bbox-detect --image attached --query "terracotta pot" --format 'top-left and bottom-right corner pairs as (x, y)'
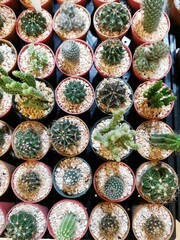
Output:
(53, 4), (91, 41)
(0, 120), (12, 157)
(93, 0), (118, 9)
(57, 0), (87, 7)
(128, 0), (141, 11)
(47, 199), (88, 240)
(1, 0), (20, 13)
(18, 43), (55, 80)
(20, 0), (52, 11)
(0, 202), (15, 235)
(93, 2), (131, 41)
(170, 0), (180, 26)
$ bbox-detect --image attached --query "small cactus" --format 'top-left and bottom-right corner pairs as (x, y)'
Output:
(64, 80), (86, 104)
(99, 213), (119, 237)
(0, 14), (4, 29)
(61, 40), (80, 63)
(63, 168), (81, 186)
(18, 171), (41, 194)
(144, 215), (165, 239)
(104, 176), (124, 200)
(0, 51), (4, 65)
(20, 10), (47, 37)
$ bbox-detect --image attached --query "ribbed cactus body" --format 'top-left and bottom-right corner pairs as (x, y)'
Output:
(144, 215), (165, 239)
(104, 176), (124, 200)
(57, 213), (76, 240)
(19, 171), (41, 194)
(61, 40), (80, 62)
(64, 81), (86, 104)
(99, 213), (119, 237)
(63, 168), (81, 186)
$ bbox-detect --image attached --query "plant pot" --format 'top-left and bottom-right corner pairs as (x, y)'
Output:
(12, 121), (50, 161)
(55, 76), (94, 115)
(11, 161), (52, 203)
(0, 160), (15, 197)
(134, 81), (175, 120)
(131, 10), (170, 46)
(16, 8), (53, 44)
(0, 120), (12, 157)
(0, 0), (20, 13)
(53, 157), (92, 198)
(89, 202), (130, 240)
(49, 115), (90, 157)
(170, 0), (180, 26)
(20, 0), (52, 11)
(53, 4), (91, 41)
(93, 161), (135, 202)
(135, 120), (174, 161)
(6, 202), (48, 240)
(0, 202), (15, 235)
(47, 199), (88, 240)
(93, 2), (131, 41)
(95, 77), (133, 115)
(128, 0), (141, 11)
(135, 161), (179, 204)
(55, 39), (93, 77)
(18, 43), (55, 80)
(93, 0), (119, 9)
(132, 204), (174, 240)
(57, 0), (87, 7)
(94, 40), (132, 78)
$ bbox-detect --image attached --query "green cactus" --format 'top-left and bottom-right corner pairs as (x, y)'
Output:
(104, 176), (124, 200)
(50, 119), (81, 150)
(143, 80), (176, 108)
(14, 129), (42, 159)
(99, 213), (119, 237)
(144, 215), (165, 239)
(18, 171), (41, 194)
(0, 51), (4, 65)
(57, 212), (76, 240)
(61, 40), (80, 62)
(0, 14), (4, 29)
(63, 168), (81, 186)
(20, 10), (47, 37)
(6, 211), (37, 240)
(140, 163), (178, 203)
(101, 38), (125, 65)
(64, 81), (86, 104)
(98, 2), (130, 33)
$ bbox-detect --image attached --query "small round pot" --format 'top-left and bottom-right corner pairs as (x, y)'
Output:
(18, 43), (55, 80)
(131, 10), (170, 46)
(89, 202), (130, 240)
(53, 157), (92, 198)
(93, 0), (119, 9)
(0, 0), (20, 13)
(128, 0), (141, 11)
(57, 0), (87, 7)
(55, 39), (93, 77)
(134, 81), (175, 120)
(53, 4), (91, 41)
(93, 161), (135, 202)
(0, 120), (12, 157)
(20, 0), (52, 11)
(55, 76), (94, 115)
(93, 2), (131, 41)
(170, 0), (180, 26)
(94, 40), (132, 78)
(47, 199), (88, 240)
(132, 204), (174, 240)
(0, 202), (15, 235)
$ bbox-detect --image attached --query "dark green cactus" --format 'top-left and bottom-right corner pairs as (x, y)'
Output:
(0, 51), (4, 65)
(14, 129), (42, 159)
(143, 80), (176, 108)
(104, 176), (124, 200)
(18, 171), (41, 194)
(98, 2), (130, 33)
(144, 215), (165, 239)
(64, 81), (86, 104)
(0, 15), (4, 29)
(6, 211), (37, 240)
(143, 0), (165, 33)
(61, 40), (80, 62)
(20, 10), (47, 37)
(101, 38), (125, 65)
(99, 213), (119, 237)
(63, 168), (81, 186)
(57, 212), (76, 240)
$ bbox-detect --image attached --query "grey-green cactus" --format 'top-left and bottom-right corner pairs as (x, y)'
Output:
(6, 211), (37, 240)
(18, 171), (41, 194)
(61, 40), (80, 62)
(64, 80), (86, 104)
(63, 168), (81, 186)
(144, 215), (165, 239)
(99, 213), (119, 237)
(0, 51), (4, 65)
(104, 176), (124, 200)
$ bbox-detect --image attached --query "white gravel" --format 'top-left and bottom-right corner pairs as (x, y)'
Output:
(0, 5), (16, 38)
(0, 92), (12, 118)
(0, 161), (9, 196)
(0, 43), (17, 72)
(0, 209), (5, 233)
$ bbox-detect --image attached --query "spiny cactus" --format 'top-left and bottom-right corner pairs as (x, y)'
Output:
(20, 10), (47, 37)
(0, 51), (4, 65)
(61, 40), (80, 63)
(14, 129), (42, 159)
(6, 211), (37, 240)
(140, 163), (178, 203)
(104, 176), (124, 200)
(143, 0), (165, 33)
(63, 168), (81, 186)
(144, 215), (165, 239)
(64, 80), (86, 104)
(50, 119), (81, 150)
(98, 2), (130, 33)
(143, 80), (176, 108)
(149, 133), (180, 151)
(18, 171), (41, 194)
(57, 212), (76, 240)
(101, 38), (125, 65)
(99, 213), (119, 237)
(0, 15), (4, 29)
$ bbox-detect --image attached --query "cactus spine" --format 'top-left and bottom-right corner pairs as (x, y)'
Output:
(64, 80), (86, 104)
(63, 168), (81, 186)
(144, 215), (165, 239)
(104, 176), (124, 200)
(61, 40), (80, 62)
(99, 213), (119, 237)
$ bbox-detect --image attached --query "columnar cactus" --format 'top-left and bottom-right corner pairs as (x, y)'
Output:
(63, 168), (81, 186)
(61, 40), (80, 62)
(64, 81), (86, 104)
(144, 215), (165, 239)
(104, 176), (124, 200)
(99, 213), (119, 237)
(18, 171), (41, 194)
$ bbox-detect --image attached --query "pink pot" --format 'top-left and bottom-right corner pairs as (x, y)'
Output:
(170, 0), (180, 26)
(57, 0), (87, 7)
(128, 0), (141, 11)
(0, 122), (12, 158)
(1, 0), (20, 13)
(93, 0), (118, 9)
(0, 202), (15, 235)
(20, 0), (52, 11)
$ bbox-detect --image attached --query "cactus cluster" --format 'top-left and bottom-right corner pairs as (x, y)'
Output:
(20, 10), (47, 37)
(144, 215), (165, 239)
(18, 171), (41, 194)
(57, 212), (77, 240)
(63, 168), (81, 186)
(0, 14), (4, 29)
(0, 51), (4, 65)
(99, 213), (119, 237)
(104, 176), (124, 200)
(6, 211), (37, 240)
(134, 42), (170, 72)
(64, 80), (86, 104)
(61, 40), (80, 63)
(98, 2), (130, 33)
(140, 163), (178, 203)
(143, 80), (176, 108)
(101, 38), (125, 65)
(14, 129), (42, 159)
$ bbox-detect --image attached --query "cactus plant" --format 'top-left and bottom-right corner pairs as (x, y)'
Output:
(0, 15), (4, 29)
(101, 38), (125, 65)
(0, 128), (5, 147)
(63, 168), (81, 186)
(104, 176), (124, 200)
(61, 40), (80, 63)
(64, 81), (86, 104)
(99, 213), (119, 237)
(18, 171), (41, 194)
(0, 52), (4, 65)
(6, 211), (37, 240)
(20, 10), (47, 37)
(57, 212), (77, 240)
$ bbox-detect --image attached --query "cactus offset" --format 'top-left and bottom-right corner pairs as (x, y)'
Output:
(99, 213), (119, 237)
(0, 51), (4, 65)
(0, 15), (4, 29)
(63, 168), (81, 186)
(6, 211), (37, 240)
(18, 171), (41, 194)
(104, 176), (124, 200)
(144, 215), (165, 239)
(64, 80), (86, 104)
(61, 40), (80, 62)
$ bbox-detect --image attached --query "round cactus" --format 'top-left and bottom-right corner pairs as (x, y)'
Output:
(144, 215), (165, 239)
(61, 40), (80, 62)
(63, 168), (81, 186)
(99, 213), (119, 237)
(64, 80), (86, 104)
(18, 171), (41, 194)
(104, 176), (124, 200)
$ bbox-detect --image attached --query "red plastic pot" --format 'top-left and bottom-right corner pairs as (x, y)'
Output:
(170, 0), (180, 26)
(0, 202), (15, 235)
(57, 0), (87, 7)
(93, 0), (118, 9)
(128, 0), (141, 11)
(20, 0), (52, 11)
